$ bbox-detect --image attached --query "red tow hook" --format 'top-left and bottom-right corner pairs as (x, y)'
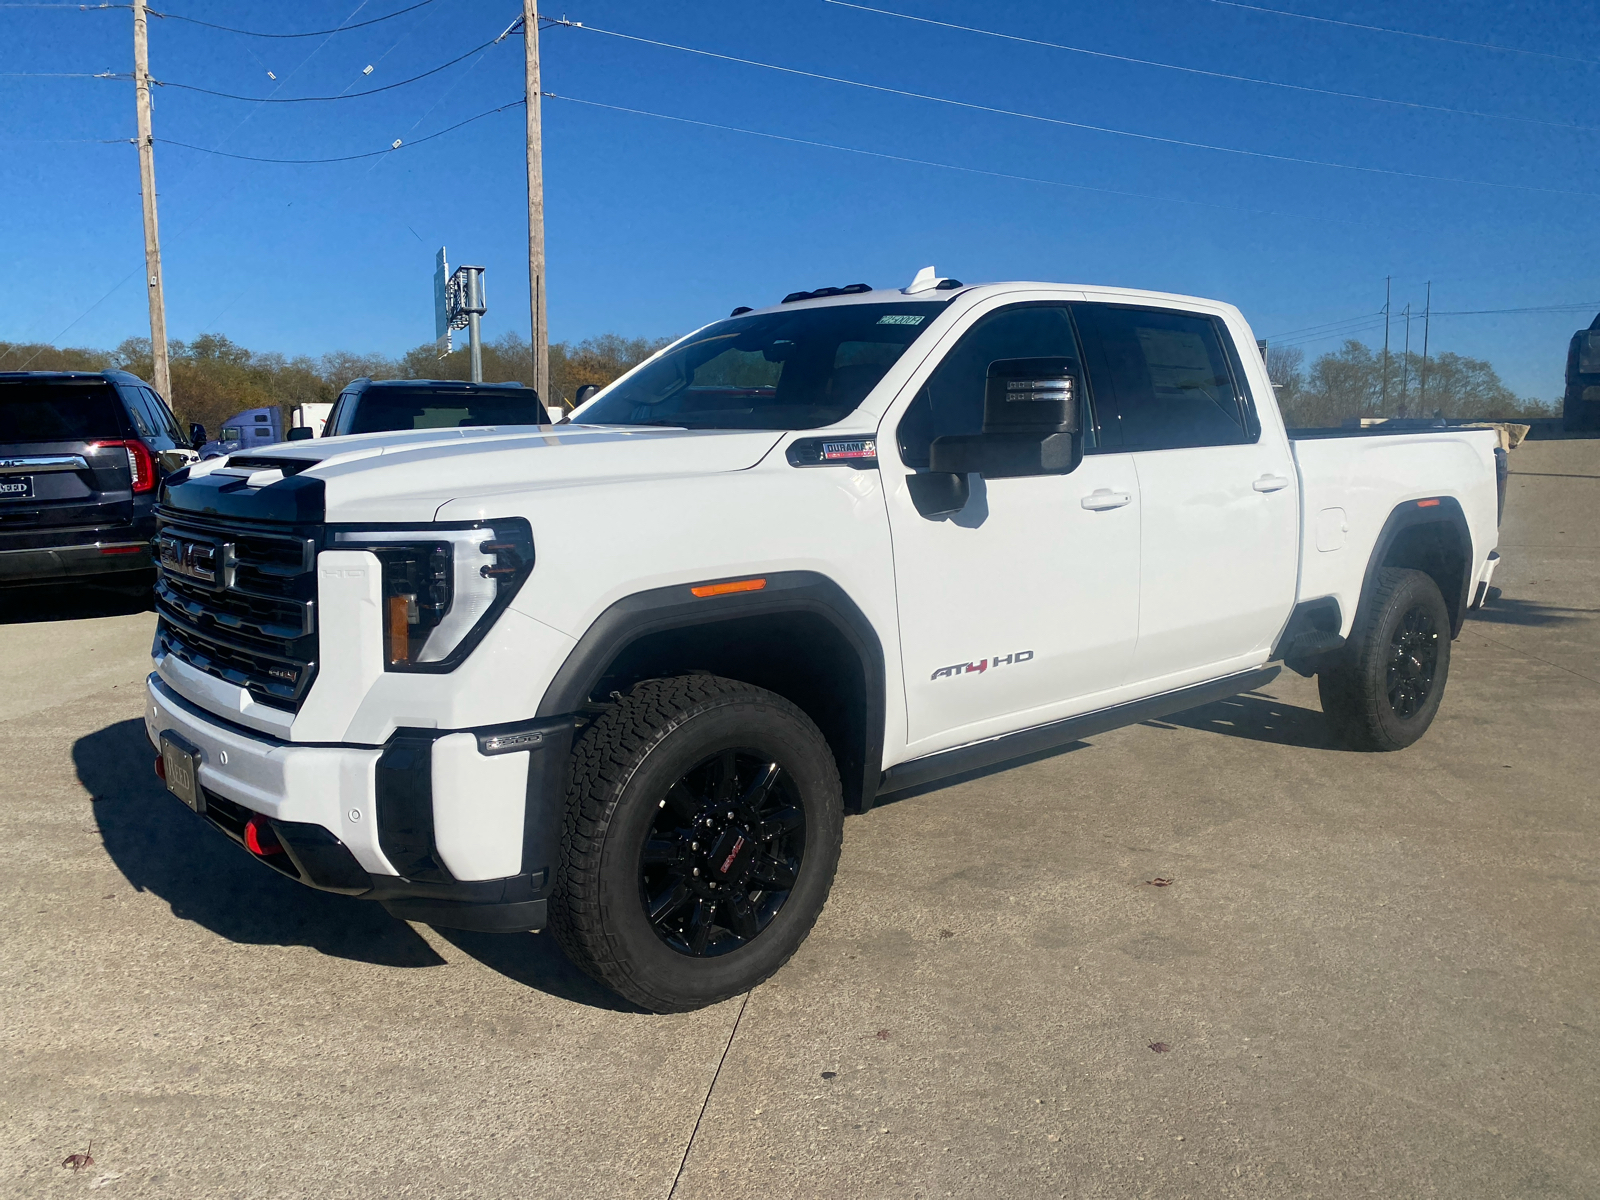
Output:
(244, 814), (285, 856)
(153, 753), (166, 781)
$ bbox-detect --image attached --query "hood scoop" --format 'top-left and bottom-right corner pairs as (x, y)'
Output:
(223, 454), (317, 476)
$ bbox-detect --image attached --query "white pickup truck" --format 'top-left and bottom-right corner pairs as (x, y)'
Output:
(145, 272), (1502, 1011)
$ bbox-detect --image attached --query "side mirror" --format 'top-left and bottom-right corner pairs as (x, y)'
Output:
(928, 357), (1083, 480)
(573, 384), (599, 405)
(287, 426), (314, 441)
(188, 423), (207, 448)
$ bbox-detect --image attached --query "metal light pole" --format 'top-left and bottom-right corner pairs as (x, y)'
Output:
(458, 267), (487, 383)
(521, 0), (549, 404)
(132, 0), (170, 400)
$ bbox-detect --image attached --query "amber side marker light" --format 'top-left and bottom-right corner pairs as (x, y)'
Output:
(691, 577), (767, 598)
(1417, 498), (1441, 508)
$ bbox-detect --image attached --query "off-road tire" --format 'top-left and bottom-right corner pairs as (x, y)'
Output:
(1317, 567), (1451, 751)
(549, 675), (843, 1012)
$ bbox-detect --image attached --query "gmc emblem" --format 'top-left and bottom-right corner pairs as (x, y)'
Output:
(158, 533), (223, 586)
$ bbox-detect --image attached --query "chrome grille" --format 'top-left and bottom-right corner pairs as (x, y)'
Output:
(154, 511), (318, 710)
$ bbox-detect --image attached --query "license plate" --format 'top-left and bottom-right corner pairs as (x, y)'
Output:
(0, 476), (33, 500)
(160, 732), (204, 813)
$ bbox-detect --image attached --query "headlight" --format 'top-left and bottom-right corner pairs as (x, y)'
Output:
(330, 519), (533, 671)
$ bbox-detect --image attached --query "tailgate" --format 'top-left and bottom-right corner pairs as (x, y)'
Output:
(0, 380), (136, 542)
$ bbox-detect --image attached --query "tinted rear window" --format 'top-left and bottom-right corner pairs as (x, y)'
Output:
(344, 388), (546, 435)
(0, 382), (126, 442)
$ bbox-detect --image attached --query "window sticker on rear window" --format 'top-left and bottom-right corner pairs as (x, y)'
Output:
(877, 314), (925, 325)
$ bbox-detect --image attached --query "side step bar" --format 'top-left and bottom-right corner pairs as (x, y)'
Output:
(877, 665), (1282, 798)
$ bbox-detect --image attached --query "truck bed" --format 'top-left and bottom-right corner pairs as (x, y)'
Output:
(1290, 427), (1501, 639)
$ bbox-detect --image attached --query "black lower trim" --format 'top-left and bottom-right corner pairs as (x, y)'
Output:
(271, 819), (373, 895)
(375, 734), (451, 882)
(879, 666), (1282, 795)
(380, 897), (547, 933)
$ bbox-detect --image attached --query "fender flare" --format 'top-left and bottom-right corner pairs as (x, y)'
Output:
(535, 570), (887, 811)
(1357, 496), (1474, 638)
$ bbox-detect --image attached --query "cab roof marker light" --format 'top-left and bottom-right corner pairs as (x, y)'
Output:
(691, 578), (767, 598)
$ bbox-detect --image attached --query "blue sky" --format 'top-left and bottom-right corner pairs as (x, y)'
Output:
(2, 0), (1596, 399)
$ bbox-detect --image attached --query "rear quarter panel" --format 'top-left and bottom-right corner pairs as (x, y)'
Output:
(1291, 430), (1499, 637)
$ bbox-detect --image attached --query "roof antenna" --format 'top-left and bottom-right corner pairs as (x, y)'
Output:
(903, 265), (939, 294)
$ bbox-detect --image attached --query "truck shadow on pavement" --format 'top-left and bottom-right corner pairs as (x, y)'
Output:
(427, 929), (649, 1013)
(77, 718), (446, 969)
(1150, 691), (1341, 750)
(1466, 598), (1598, 629)
(77, 717), (651, 1007)
(0, 578), (154, 624)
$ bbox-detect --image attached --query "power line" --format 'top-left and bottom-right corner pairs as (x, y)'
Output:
(824, 1), (1599, 134)
(146, 0), (439, 38)
(1198, 0), (1600, 68)
(544, 92), (1320, 223)
(1266, 301), (1600, 348)
(0, 71), (121, 77)
(1264, 311), (1384, 339)
(156, 97), (526, 162)
(153, 33), (503, 102)
(1430, 303), (1600, 316)
(568, 22), (1600, 199)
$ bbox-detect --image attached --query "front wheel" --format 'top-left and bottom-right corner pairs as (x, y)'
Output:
(1317, 567), (1451, 751)
(549, 675), (844, 1012)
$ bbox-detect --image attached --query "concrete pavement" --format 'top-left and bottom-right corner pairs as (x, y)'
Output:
(1, 439), (1596, 1198)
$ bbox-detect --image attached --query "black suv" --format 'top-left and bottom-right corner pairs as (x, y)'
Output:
(311, 378), (550, 438)
(0, 370), (197, 585)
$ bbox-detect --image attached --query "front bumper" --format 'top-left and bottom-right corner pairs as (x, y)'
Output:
(144, 674), (574, 932)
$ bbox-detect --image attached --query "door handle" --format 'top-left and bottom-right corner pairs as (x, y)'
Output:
(1081, 488), (1132, 511)
(1252, 474), (1291, 493)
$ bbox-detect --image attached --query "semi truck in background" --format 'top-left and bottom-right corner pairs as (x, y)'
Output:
(199, 406), (284, 459)
(1565, 313), (1600, 432)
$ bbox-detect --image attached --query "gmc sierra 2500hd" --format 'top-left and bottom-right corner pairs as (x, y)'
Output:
(145, 271), (1502, 1012)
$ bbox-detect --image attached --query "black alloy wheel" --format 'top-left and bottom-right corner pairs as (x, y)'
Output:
(1385, 603), (1440, 719)
(640, 749), (806, 958)
(550, 674), (844, 1012)
(1317, 566), (1452, 752)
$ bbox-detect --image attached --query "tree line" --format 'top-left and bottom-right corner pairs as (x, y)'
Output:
(0, 328), (1556, 439)
(0, 331), (670, 442)
(1267, 340), (1557, 427)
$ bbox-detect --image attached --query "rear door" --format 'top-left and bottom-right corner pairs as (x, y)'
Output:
(1073, 302), (1298, 688)
(0, 379), (136, 544)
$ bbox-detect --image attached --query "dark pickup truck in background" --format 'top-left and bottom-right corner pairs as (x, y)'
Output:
(1565, 313), (1600, 433)
(0, 369), (197, 585)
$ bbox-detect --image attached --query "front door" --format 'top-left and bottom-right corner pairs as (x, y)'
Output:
(883, 301), (1143, 752)
(1073, 301), (1299, 687)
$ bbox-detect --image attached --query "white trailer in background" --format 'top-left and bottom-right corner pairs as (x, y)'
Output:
(291, 403), (332, 438)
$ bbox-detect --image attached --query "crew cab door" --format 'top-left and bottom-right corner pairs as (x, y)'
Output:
(883, 300), (1142, 751)
(1072, 301), (1298, 686)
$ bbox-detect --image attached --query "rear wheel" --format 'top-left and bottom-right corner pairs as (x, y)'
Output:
(1318, 567), (1451, 751)
(550, 675), (843, 1012)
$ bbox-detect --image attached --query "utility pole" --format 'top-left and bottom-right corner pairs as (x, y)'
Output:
(1419, 281), (1432, 412)
(1400, 303), (1411, 416)
(521, 0), (549, 406)
(1380, 276), (1390, 418)
(131, 0), (170, 401)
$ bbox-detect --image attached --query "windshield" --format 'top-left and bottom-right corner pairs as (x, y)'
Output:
(1579, 330), (1600, 376)
(0, 381), (125, 443)
(344, 387), (546, 435)
(574, 302), (949, 430)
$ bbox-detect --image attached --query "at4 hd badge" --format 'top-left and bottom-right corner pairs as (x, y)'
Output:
(930, 650), (1033, 681)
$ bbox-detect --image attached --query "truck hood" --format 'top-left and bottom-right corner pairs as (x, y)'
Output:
(191, 424), (787, 523)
